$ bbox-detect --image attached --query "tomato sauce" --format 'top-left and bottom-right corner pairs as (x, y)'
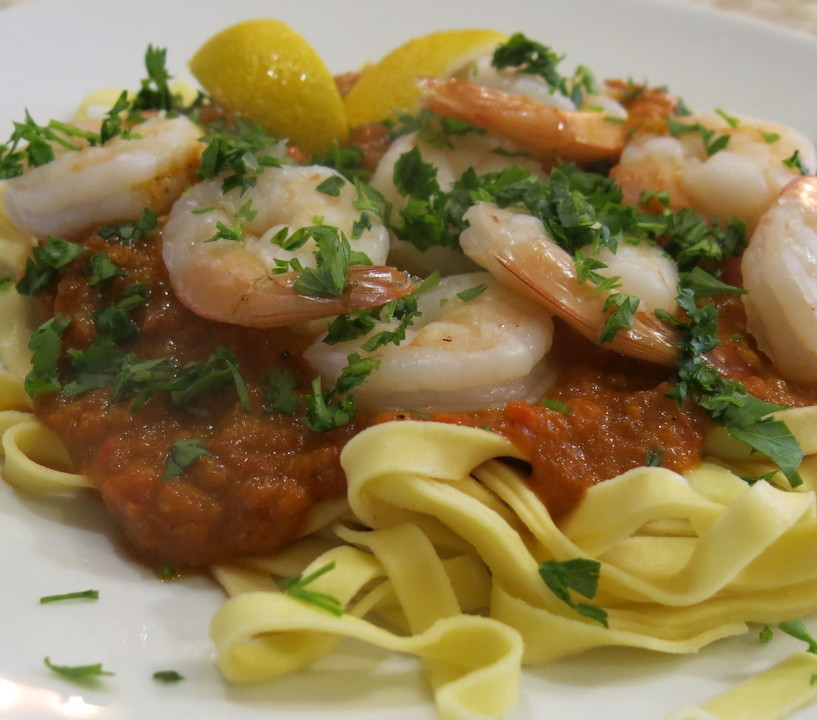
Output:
(35, 232), (357, 569)
(379, 325), (710, 520)
(32, 226), (817, 570)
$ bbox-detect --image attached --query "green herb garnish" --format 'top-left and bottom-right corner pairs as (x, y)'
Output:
(44, 657), (114, 680)
(153, 670), (185, 683)
(539, 558), (608, 627)
(39, 590), (99, 604)
(162, 438), (209, 480)
(281, 561), (343, 616)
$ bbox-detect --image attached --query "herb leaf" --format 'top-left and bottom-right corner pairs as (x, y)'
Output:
(26, 315), (72, 396)
(16, 237), (83, 296)
(153, 670), (185, 683)
(44, 657), (114, 680)
(778, 619), (817, 654)
(162, 438), (208, 480)
(663, 288), (803, 487)
(281, 561), (343, 616)
(539, 558), (608, 626)
(39, 590), (99, 604)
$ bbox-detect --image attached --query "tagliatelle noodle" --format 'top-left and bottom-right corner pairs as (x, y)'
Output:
(0, 190), (92, 495)
(666, 652), (817, 720)
(0, 369), (93, 494)
(205, 421), (817, 720)
(0, 186), (42, 379)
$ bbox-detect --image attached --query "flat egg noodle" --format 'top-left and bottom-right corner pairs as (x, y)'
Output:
(706, 405), (817, 463)
(0, 367), (92, 493)
(664, 651), (817, 720)
(210, 420), (817, 720)
(0, 190), (91, 495)
(0, 185), (42, 379)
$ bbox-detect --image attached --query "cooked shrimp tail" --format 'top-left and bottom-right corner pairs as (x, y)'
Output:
(166, 236), (417, 328)
(417, 77), (627, 163)
(163, 164), (403, 327)
(461, 203), (681, 366)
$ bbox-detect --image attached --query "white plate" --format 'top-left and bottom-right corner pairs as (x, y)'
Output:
(1, 1), (816, 718)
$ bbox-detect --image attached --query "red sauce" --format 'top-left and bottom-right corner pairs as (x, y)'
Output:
(32, 232), (817, 570)
(377, 324), (710, 520)
(35, 232), (357, 569)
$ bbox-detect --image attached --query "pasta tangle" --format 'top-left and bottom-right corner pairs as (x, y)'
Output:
(209, 421), (817, 720)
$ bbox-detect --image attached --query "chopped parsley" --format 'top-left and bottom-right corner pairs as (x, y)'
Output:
(1, 45), (194, 180)
(16, 236), (83, 296)
(98, 208), (158, 244)
(598, 292), (640, 344)
(263, 367), (300, 415)
(26, 315), (72, 396)
(153, 670), (185, 683)
(197, 118), (284, 194)
(783, 149), (810, 175)
(538, 398), (572, 415)
(491, 33), (568, 97)
(315, 174), (347, 197)
(39, 590), (99, 604)
(456, 283), (488, 302)
(162, 438), (209, 479)
(658, 288), (803, 487)
(1, 112), (88, 178)
(310, 140), (370, 182)
(667, 117), (731, 156)
(539, 558), (608, 627)
(292, 227), (371, 298)
(167, 347), (251, 412)
(281, 561), (343, 616)
(778, 619), (817, 654)
(44, 657), (114, 681)
(85, 251), (127, 289)
(644, 445), (665, 467)
(130, 45), (188, 115)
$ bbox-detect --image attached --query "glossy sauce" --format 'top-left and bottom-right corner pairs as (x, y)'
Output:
(33, 229), (817, 569)
(35, 232), (357, 568)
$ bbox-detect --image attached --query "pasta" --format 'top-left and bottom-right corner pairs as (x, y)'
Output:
(2, 19), (817, 720)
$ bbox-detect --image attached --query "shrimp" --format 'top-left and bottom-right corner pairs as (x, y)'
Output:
(610, 111), (817, 231)
(459, 202), (681, 366)
(370, 129), (545, 276)
(162, 163), (416, 328)
(419, 76), (627, 164)
(3, 115), (203, 238)
(303, 271), (555, 412)
(741, 176), (817, 384)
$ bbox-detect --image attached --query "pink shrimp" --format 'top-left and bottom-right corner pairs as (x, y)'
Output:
(418, 77), (628, 164)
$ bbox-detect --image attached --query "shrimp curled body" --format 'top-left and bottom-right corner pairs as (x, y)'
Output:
(460, 202), (681, 366)
(303, 271), (555, 412)
(162, 164), (415, 328)
(419, 77), (627, 164)
(742, 176), (817, 384)
(611, 111), (817, 231)
(3, 115), (203, 238)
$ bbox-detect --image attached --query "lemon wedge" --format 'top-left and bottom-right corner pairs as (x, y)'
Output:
(343, 28), (508, 128)
(189, 19), (347, 153)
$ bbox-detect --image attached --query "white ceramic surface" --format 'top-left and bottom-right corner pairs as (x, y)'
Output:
(1, 1), (816, 718)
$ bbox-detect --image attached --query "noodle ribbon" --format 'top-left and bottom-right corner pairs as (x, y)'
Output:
(209, 421), (817, 719)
